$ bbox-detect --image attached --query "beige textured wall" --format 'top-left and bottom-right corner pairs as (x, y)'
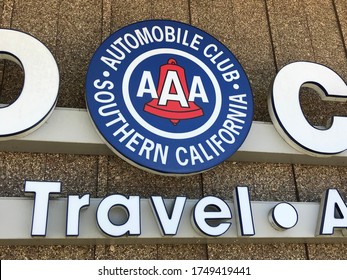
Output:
(1, 0), (347, 259)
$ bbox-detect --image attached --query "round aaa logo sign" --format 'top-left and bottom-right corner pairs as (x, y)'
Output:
(86, 20), (253, 175)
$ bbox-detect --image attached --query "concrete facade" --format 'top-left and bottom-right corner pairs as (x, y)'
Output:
(1, 0), (347, 259)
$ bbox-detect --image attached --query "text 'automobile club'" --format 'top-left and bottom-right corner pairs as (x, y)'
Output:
(86, 20), (253, 175)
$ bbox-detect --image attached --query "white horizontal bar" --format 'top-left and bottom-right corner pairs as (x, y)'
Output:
(0, 107), (347, 166)
(0, 197), (345, 245)
(0, 107), (112, 155)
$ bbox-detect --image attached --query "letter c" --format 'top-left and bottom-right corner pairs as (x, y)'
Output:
(269, 61), (347, 156)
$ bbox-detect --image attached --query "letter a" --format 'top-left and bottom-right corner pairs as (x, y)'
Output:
(317, 189), (347, 236)
(158, 70), (189, 107)
(188, 76), (209, 103)
(137, 71), (158, 98)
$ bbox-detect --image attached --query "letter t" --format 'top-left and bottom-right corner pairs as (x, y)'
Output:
(24, 181), (61, 236)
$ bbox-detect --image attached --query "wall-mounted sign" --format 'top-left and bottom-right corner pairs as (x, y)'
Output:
(85, 20), (253, 175)
(0, 181), (345, 244)
(1, 27), (347, 245)
(2, 28), (347, 172)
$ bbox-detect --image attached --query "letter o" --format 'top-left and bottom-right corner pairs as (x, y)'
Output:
(0, 29), (59, 139)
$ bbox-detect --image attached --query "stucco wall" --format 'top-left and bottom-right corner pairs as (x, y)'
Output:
(1, 0), (347, 259)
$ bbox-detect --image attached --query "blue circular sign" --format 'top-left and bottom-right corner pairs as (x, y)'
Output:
(86, 20), (253, 175)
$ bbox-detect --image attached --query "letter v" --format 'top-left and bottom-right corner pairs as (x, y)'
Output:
(150, 196), (187, 236)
